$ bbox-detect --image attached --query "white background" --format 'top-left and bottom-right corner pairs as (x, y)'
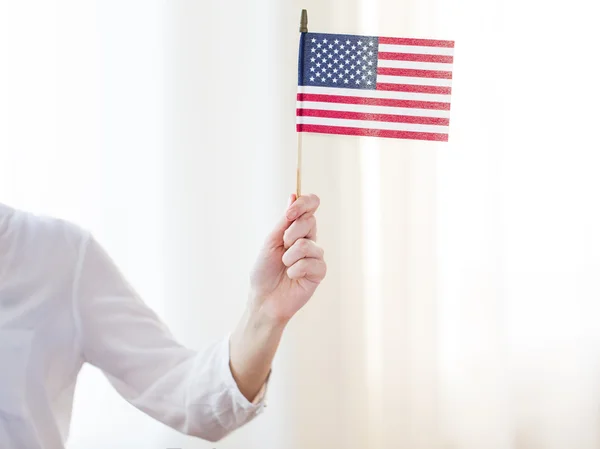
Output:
(2, 0), (600, 448)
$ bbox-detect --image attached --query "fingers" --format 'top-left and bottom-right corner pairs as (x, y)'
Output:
(287, 193), (297, 208)
(283, 214), (316, 249)
(265, 194), (298, 246)
(287, 257), (327, 282)
(286, 194), (320, 221)
(282, 238), (324, 267)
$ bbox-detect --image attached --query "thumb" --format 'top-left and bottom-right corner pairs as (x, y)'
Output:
(265, 194), (297, 247)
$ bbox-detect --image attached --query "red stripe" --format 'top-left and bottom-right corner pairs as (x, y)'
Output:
(297, 93), (451, 111)
(297, 124), (448, 142)
(377, 83), (451, 95)
(377, 67), (453, 79)
(379, 37), (455, 48)
(297, 108), (449, 126)
(378, 52), (453, 64)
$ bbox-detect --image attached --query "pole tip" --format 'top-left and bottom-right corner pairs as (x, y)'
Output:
(300, 9), (308, 33)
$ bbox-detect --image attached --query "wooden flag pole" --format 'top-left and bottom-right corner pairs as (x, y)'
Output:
(297, 9), (308, 199)
(297, 131), (303, 199)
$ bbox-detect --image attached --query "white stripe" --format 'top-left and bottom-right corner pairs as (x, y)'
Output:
(377, 59), (453, 71)
(376, 75), (452, 87)
(298, 85), (451, 103)
(378, 44), (454, 56)
(296, 116), (449, 134)
(297, 101), (451, 118)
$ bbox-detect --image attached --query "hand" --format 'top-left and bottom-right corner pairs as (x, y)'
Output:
(249, 194), (327, 326)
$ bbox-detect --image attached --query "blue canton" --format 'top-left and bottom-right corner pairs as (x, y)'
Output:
(299, 32), (379, 90)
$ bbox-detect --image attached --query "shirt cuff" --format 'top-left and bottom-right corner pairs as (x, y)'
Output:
(220, 335), (270, 411)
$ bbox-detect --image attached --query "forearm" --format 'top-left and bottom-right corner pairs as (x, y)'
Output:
(228, 299), (287, 402)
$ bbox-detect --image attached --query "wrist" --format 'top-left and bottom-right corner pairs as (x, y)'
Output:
(247, 293), (290, 332)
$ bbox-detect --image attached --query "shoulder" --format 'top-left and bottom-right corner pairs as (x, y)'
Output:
(0, 204), (91, 276)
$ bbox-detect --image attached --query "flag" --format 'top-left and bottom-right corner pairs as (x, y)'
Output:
(297, 32), (454, 142)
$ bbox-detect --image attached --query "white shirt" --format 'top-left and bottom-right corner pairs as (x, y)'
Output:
(0, 203), (267, 448)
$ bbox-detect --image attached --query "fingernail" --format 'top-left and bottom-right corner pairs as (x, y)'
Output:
(287, 194), (294, 208)
(287, 208), (297, 220)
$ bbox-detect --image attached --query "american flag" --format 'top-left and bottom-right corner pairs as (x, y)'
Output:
(297, 32), (454, 142)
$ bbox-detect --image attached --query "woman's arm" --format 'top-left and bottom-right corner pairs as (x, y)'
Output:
(229, 193), (325, 402)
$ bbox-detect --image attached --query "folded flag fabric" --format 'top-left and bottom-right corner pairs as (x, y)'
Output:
(297, 32), (454, 142)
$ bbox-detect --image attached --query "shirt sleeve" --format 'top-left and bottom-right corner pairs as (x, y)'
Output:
(72, 233), (268, 442)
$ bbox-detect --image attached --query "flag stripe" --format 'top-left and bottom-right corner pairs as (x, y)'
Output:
(378, 36), (455, 48)
(377, 83), (452, 95)
(297, 124), (449, 142)
(377, 59), (453, 71)
(298, 85), (451, 103)
(378, 44), (454, 56)
(376, 75), (452, 87)
(297, 101), (451, 118)
(297, 116), (449, 133)
(297, 108), (450, 126)
(378, 52), (454, 64)
(377, 67), (453, 79)
(297, 93), (451, 111)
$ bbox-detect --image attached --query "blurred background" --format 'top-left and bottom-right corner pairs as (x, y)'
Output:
(2, 0), (600, 448)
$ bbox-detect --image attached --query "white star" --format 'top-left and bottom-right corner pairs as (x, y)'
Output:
(340, 44), (345, 49)
(311, 48), (316, 53)
(351, 55), (356, 60)
(345, 69), (350, 74)
(346, 50), (350, 54)
(328, 63), (333, 68)
(339, 65), (344, 70)
(369, 41), (374, 46)
(322, 58), (327, 63)
(350, 74), (355, 79)
(368, 70), (372, 75)
(322, 77), (326, 82)
(327, 73), (332, 78)
(316, 62), (321, 67)
(329, 44), (333, 49)
(363, 56), (367, 61)
(334, 39), (339, 44)
(346, 40), (351, 45)
(362, 75), (366, 80)
(311, 38), (316, 43)
(352, 45), (356, 50)
(328, 54), (333, 59)
(356, 70), (361, 75)
(317, 43), (321, 48)
(323, 38), (328, 43)
(358, 41), (362, 46)
(333, 68), (338, 73)
(322, 67), (327, 72)
(334, 59), (339, 64)
(339, 54), (345, 59)
(369, 51), (374, 56)
(310, 76), (315, 81)
(323, 48), (327, 53)
(310, 57), (316, 62)
(368, 61), (373, 66)
(364, 46), (368, 51)
(334, 49), (339, 54)
(344, 79), (349, 84)
(333, 78), (337, 83)
(317, 53), (321, 58)
(351, 64), (356, 69)
(357, 50), (362, 55)
(310, 67), (315, 72)
(356, 79), (360, 84)
(366, 80), (372, 85)
(363, 65), (367, 70)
